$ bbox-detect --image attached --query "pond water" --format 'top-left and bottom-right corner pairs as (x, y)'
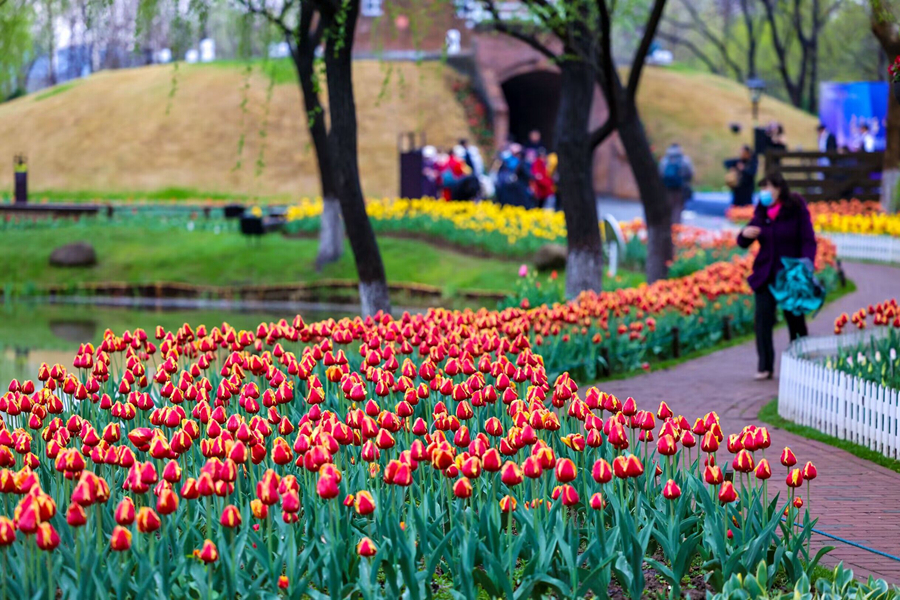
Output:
(0, 301), (345, 384)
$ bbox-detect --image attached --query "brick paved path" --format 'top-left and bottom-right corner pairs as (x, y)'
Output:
(592, 262), (900, 582)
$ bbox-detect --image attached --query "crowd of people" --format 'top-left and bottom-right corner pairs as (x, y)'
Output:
(421, 130), (558, 209)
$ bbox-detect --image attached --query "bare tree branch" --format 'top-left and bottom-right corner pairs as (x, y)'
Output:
(627, 0), (668, 99)
(657, 30), (723, 75)
(590, 118), (615, 149)
(483, 0), (558, 60)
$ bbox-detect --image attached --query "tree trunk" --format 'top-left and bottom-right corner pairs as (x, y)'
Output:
(872, 14), (900, 211)
(47, 0), (57, 86)
(321, 1), (390, 316)
(555, 60), (603, 298)
(317, 197), (345, 270)
(291, 39), (344, 269)
(617, 101), (673, 283)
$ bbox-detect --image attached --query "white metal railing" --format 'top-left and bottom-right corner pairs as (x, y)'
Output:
(778, 332), (900, 459)
(820, 233), (900, 264)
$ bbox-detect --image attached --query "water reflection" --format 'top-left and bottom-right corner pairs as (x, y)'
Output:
(0, 302), (344, 383)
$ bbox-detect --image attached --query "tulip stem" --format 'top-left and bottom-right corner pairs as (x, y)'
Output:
(46, 553), (52, 600)
(507, 508), (514, 588)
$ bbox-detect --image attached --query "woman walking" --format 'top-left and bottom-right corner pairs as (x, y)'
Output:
(737, 173), (817, 380)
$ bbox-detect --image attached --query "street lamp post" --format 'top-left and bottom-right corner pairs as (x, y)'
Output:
(747, 77), (766, 122)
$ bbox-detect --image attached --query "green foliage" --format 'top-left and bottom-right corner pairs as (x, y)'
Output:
(0, 0), (33, 100)
(710, 561), (900, 599)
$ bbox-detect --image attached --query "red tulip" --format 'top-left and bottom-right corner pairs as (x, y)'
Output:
(802, 461), (817, 481)
(704, 465), (724, 485)
(657, 434), (677, 456)
(662, 479), (681, 500)
(718, 481), (737, 504)
(786, 469), (804, 488)
(554, 458), (577, 483)
(793, 497), (804, 509)
(558, 484), (580, 506)
(500, 461), (523, 487)
(316, 473), (340, 500)
(499, 495), (517, 513)
(35, 522), (60, 551)
(592, 459), (613, 484)
(354, 491), (376, 515)
(137, 507), (161, 533)
(0, 516), (16, 545)
(589, 492), (605, 510)
(357, 536), (377, 557)
(112, 497), (135, 526)
(157, 489), (179, 515)
(198, 539), (219, 563)
(780, 447), (797, 467)
(755, 458), (772, 480)
(221, 505), (242, 528)
(453, 477), (473, 499)
(110, 526), (133, 552)
(66, 503), (88, 527)
(700, 431), (719, 453)
(732, 449), (754, 473)
(657, 401), (673, 420)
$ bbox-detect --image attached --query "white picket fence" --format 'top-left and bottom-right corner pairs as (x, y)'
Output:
(778, 332), (900, 460)
(820, 233), (900, 264)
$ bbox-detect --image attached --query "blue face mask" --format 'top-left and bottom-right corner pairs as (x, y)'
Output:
(759, 190), (775, 207)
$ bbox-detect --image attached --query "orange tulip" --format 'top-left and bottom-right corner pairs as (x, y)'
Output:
(137, 507), (161, 533)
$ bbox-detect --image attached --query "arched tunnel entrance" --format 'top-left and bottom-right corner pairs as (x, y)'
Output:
(501, 70), (562, 149)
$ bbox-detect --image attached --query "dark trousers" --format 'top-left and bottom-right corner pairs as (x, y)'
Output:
(754, 287), (808, 373)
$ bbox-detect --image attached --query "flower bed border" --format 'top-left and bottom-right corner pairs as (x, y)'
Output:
(778, 330), (900, 460)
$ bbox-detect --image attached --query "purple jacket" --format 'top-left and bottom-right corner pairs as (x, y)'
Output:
(736, 193), (817, 291)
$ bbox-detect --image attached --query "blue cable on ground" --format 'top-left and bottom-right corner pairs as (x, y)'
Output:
(806, 526), (900, 563)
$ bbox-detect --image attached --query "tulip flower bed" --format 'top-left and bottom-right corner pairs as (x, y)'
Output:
(501, 238), (837, 381)
(828, 299), (900, 389)
(284, 198), (742, 271)
(727, 199), (899, 238)
(0, 314), (839, 599)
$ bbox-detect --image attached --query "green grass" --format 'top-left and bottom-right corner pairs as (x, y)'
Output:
(0, 224), (530, 298)
(0, 222), (644, 306)
(33, 81), (78, 102)
(759, 399), (900, 475)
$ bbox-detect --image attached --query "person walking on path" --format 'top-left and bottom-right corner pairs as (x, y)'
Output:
(724, 145), (758, 207)
(659, 143), (694, 224)
(737, 173), (817, 380)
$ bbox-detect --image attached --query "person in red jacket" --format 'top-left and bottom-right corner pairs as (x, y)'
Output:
(530, 149), (556, 208)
